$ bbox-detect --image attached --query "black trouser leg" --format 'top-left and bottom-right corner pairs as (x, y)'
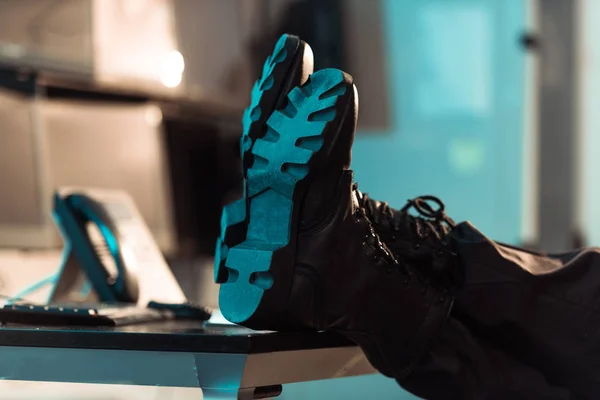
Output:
(439, 222), (600, 399)
(398, 317), (576, 400)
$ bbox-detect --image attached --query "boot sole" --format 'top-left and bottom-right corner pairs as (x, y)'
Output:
(219, 69), (355, 328)
(214, 34), (313, 283)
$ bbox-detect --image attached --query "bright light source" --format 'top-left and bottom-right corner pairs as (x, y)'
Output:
(160, 50), (185, 88)
(161, 73), (182, 88)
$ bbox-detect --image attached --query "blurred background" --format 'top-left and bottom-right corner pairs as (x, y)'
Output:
(0, 0), (594, 398)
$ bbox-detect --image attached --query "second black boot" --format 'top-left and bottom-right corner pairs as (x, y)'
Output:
(217, 68), (454, 378)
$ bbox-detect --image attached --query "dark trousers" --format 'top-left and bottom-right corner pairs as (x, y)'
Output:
(398, 222), (600, 400)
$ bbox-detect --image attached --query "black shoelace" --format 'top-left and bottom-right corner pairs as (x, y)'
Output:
(354, 185), (458, 299)
(356, 205), (449, 302)
(355, 187), (455, 244)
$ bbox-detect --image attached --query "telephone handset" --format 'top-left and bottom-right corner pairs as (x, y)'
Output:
(53, 192), (140, 303)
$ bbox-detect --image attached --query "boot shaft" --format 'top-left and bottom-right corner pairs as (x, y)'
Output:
(289, 170), (454, 377)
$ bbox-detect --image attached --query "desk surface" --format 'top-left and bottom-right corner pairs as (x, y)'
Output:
(0, 321), (375, 398)
(0, 321), (355, 354)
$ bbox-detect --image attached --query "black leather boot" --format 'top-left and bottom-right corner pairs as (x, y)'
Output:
(216, 34), (461, 294)
(217, 67), (454, 379)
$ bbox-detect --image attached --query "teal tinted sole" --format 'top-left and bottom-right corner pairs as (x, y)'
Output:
(219, 69), (350, 325)
(215, 34), (306, 284)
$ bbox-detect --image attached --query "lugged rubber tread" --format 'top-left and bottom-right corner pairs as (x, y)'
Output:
(219, 69), (349, 324)
(214, 198), (245, 282)
(240, 35), (289, 164)
(215, 34), (307, 284)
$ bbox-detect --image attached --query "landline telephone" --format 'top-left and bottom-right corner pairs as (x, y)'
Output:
(52, 192), (140, 303)
(50, 188), (187, 306)
(0, 188), (212, 327)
